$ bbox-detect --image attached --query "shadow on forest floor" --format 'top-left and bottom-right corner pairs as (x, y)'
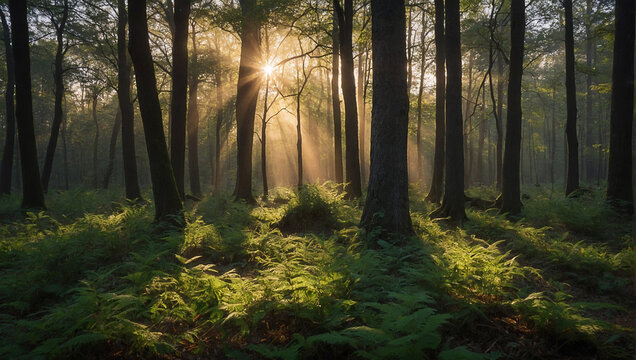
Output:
(0, 184), (633, 359)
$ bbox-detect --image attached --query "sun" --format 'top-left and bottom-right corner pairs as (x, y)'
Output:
(263, 64), (274, 76)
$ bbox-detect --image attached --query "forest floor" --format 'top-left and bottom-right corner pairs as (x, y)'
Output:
(0, 184), (633, 359)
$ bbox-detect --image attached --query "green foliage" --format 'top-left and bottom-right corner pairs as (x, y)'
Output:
(0, 187), (632, 359)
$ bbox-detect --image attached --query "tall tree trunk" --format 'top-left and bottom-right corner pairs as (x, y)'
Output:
(607, 0), (634, 215)
(477, 87), (485, 184)
(331, 11), (344, 183)
(564, 0), (579, 196)
(41, 0), (69, 191)
(187, 23), (201, 197)
(432, 0), (466, 222)
(361, 0), (412, 236)
(62, 97), (68, 190)
(416, 20), (425, 182)
(551, 86), (556, 191)
(406, 3), (413, 93)
(92, 93), (100, 189)
(584, 0), (594, 183)
(234, 0), (261, 203)
(464, 52), (474, 188)
(296, 65), (303, 188)
(500, 0), (524, 215)
(118, 0), (142, 201)
(334, 0), (362, 198)
(0, 9), (15, 195)
(426, 0), (445, 204)
(357, 44), (367, 184)
(496, 53), (504, 190)
(128, 0), (183, 222)
(214, 72), (224, 194)
(103, 109), (121, 189)
(8, 0), (46, 209)
(170, 0), (191, 198)
(261, 74), (269, 197)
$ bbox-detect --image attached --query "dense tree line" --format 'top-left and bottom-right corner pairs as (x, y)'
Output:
(0, 0), (633, 230)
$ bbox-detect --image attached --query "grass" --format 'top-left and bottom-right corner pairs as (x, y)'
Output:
(0, 184), (633, 359)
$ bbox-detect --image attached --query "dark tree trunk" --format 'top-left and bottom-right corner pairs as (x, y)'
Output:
(62, 99), (68, 190)
(128, 0), (183, 222)
(416, 11), (426, 182)
(361, 0), (412, 236)
(432, 0), (465, 222)
(214, 72), (224, 194)
(234, 0), (261, 203)
(261, 74), (269, 197)
(500, 0), (524, 215)
(170, 0), (191, 198)
(564, 0), (579, 196)
(357, 44), (367, 184)
(9, 0), (45, 209)
(334, 0), (362, 198)
(426, 0), (445, 204)
(118, 0), (142, 201)
(92, 93), (100, 189)
(477, 87), (485, 184)
(41, 0), (69, 192)
(496, 54), (504, 190)
(584, 0), (594, 183)
(0, 9), (15, 195)
(296, 84), (303, 188)
(331, 11), (344, 183)
(187, 23), (201, 197)
(607, 0), (634, 215)
(103, 110), (122, 189)
(464, 52), (474, 188)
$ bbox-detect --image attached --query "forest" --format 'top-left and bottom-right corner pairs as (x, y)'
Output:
(0, 0), (634, 358)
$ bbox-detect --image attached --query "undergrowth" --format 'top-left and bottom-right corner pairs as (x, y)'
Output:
(0, 184), (632, 359)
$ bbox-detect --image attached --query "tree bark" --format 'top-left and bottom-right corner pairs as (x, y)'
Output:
(234, 0), (261, 203)
(128, 0), (183, 222)
(170, 0), (190, 198)
(432, 0), (466, 222)
(214, 72), (224, 194)
(607, 0), (634, 215)
(500, 0), (524, 215)
(187, 22), (201, 197)
(584, 0), (594, 183)
(334, 0), (361, 198)
(92, 93), (100, 189)
(9, 0), (46, 209)
(496, 53), (504, 190)
(41, 0), (69, 192)
(117, 0), (142, 201)
(564, 0), (579, 196)
(426, 0), (445, 204)
(0, 8), (15, 195)
(331, 11), (344, 183)
(357, 43), (367, 184)
(361, 0), (412, 236)
(103, 109), (122, 189)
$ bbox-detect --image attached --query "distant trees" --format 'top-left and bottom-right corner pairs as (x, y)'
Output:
(41, 0), (70, 192)
(331, 11), (343, 184)
(432, 0), (466, 222)
(500, 0), (525, 216)
(234, 0), (262, 203)
(128, 0), (182, 222)
(9, 0), (46, 209)
(361, 0), (412, 235)
(606, 0), (634, 215)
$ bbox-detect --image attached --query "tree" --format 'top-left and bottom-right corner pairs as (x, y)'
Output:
(606, 0), (634, 215)
(331, 10), (343, 183)
(9, 0), (46, 209)
(431, 0), (465, 222)
(361, 0), (412, 236)
(117, 0), (142, 201)
(334, 0), (361, 198)
(41, 0), (70, 192)
(500, 0), (525, 215)
(0, 7), (15, 195)
(426, 0), (445, 204)
(187, 21), (201, 197)
(564, 0), (579, 196)
(103, 110), (121, 189)
(170, 0), (191, 198)
(234, 0), (262, 203)
(128, 0), (182, 222)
